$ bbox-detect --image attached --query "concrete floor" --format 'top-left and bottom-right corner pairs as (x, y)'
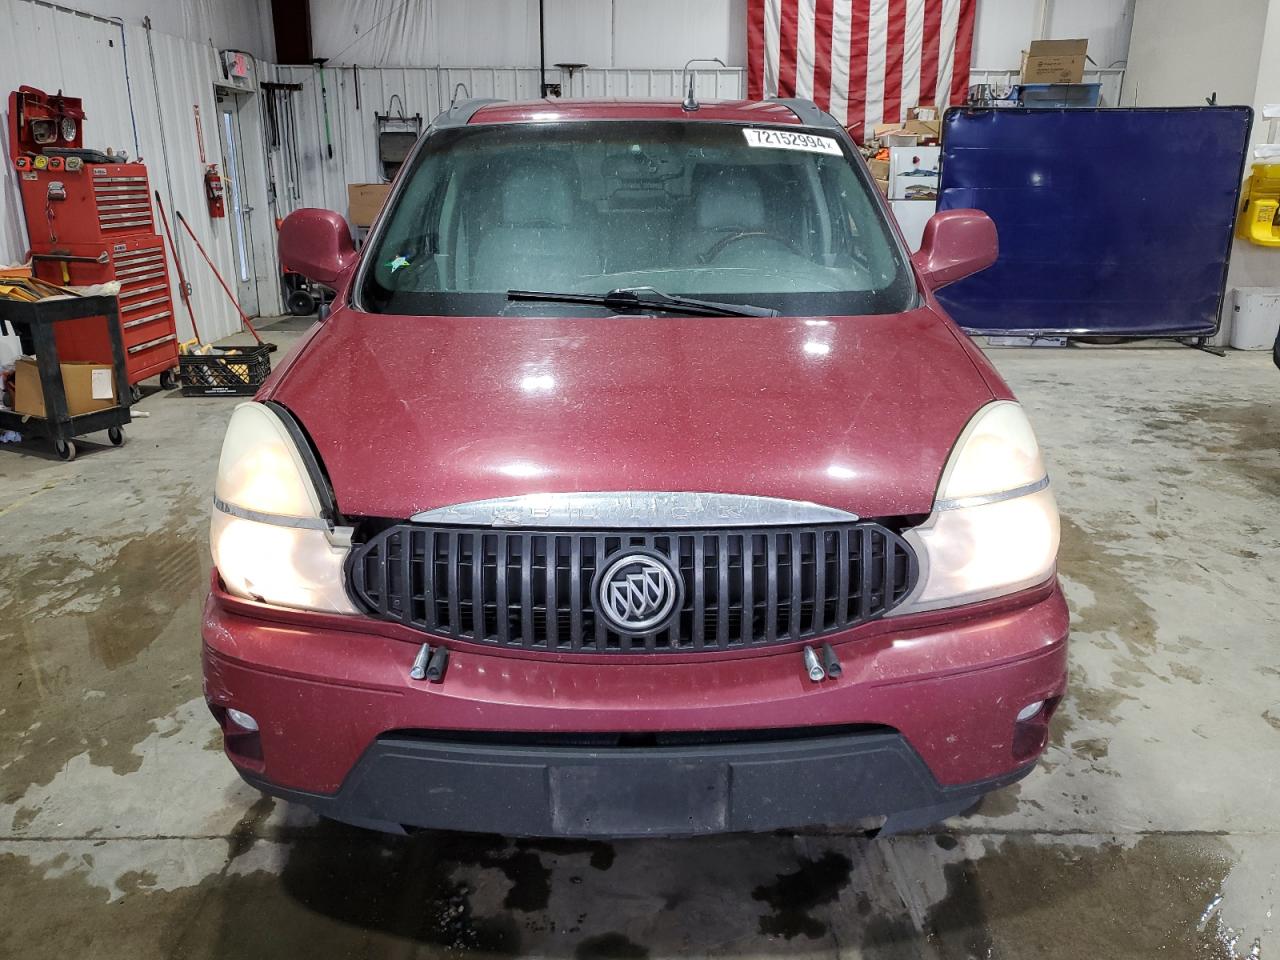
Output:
(0, 323), (1277, 959)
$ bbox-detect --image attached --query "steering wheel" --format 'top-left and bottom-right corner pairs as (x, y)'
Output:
(699, 230), (804, 264)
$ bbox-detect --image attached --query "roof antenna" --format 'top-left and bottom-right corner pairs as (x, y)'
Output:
(682, 58), (727, 112)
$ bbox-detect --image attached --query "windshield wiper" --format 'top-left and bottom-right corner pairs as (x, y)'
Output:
(507, 286), (779, 318)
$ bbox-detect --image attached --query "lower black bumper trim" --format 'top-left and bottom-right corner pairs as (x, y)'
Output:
(241, 731), (1035, 839)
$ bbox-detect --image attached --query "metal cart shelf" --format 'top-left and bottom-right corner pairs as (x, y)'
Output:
(0, 293), (132, 461)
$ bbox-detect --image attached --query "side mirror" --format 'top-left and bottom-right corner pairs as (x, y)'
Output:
(279, 208), (358, 288)
(911, 209), (998, 290)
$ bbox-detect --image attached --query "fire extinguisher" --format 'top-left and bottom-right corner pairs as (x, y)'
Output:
(205, 164), (225, 218)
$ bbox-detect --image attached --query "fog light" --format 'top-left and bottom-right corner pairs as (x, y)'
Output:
(1015, 700), (1044, 722)
(226, 708), (259, 731)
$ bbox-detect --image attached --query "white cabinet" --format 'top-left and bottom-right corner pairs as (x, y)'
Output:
(890, 200), (936, 252)
(888, 146), (941, 201)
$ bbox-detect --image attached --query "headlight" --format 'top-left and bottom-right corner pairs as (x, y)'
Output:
(894, 401), (1059, 613)
(210, 402), (357, 614)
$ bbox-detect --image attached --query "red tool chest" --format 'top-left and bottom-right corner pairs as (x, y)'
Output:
(31, 237), (179, 384)
(20, 163), (157, 243)
(17, 161), (180, 389)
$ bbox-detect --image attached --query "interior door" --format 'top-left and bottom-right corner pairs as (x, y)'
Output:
(217, 99), (260, 316)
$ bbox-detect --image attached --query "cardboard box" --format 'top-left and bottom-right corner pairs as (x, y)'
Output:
(13, 357), (117, 419)
(1021, 39), (1087, 84)
(347, 183), (391, 228)
(868, 158), (890, 181)
(907, 105), (938, 121)
(872, 119), (941, 147)
(874, 177), (890, 196)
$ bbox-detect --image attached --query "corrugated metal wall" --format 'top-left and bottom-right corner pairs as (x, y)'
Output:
(270, 64), (746, 218)
(0, 0), (282, 366)
(307, 0), (749, 71)
(0, 1), (136, 269)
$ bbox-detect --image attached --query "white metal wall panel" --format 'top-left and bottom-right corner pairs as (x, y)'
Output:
(127, 26), (246, 343)
(273, 64), (746, 218)
(120, 32), (282, 325)
(4, 0), (275, 57)
(609, 0), (749, 69)
(112, 24), (283, 334)
(0, 0), (137, 271)
(308, 0), (750, 69)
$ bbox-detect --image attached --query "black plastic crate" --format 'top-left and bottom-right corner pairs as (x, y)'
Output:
(179, 344), (271, 396)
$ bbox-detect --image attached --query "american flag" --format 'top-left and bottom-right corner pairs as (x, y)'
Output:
(747, 0), (977, 139)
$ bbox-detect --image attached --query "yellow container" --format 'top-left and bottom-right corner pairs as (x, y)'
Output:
(1238, 162), (1280, 246)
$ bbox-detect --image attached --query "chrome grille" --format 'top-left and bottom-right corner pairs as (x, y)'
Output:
(348, 524), (917, 654)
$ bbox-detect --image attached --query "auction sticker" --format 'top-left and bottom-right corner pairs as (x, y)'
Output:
(743, 128), (842, 155)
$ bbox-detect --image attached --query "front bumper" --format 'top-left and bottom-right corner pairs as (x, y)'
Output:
(203, 579), (1068, 836)
(240, 730), (1037, 837)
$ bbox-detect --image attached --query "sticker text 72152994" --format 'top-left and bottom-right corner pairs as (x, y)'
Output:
(742, 128), (843, 156)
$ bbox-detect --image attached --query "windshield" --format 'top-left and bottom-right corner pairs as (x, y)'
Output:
(360, 120), (915, 317)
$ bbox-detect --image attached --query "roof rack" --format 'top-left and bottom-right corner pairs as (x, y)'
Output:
(769, 97), (844, 131)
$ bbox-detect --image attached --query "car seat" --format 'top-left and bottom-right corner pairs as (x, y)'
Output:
(470, 159), (599, 291)
(679, 167), (768, 264)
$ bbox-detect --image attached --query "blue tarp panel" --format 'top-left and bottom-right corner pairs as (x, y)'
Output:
(936, 107), (1252, 337)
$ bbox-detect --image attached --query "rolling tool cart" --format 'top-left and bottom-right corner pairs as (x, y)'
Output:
(21, 165), (181, 397)
(11, 85), (181, 396)
(0, 293), (131, 461)
(31, 239), (181, 394)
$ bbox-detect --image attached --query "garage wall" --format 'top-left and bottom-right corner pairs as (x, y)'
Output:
(1233, 5), (1280, 293)
(309, 0), (749, 69)
(270, 63), (745, 219)
(31, 0), (275, 59)
(972, 0), (1134, 72)
(0, 0), (282, 367)
(312, 0), (1134, 77)
(1124, 0), (1266, 108)
(1124, 0), (1273, 341)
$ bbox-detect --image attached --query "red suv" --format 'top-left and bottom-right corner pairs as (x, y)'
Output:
(202, 97), (1066, 838)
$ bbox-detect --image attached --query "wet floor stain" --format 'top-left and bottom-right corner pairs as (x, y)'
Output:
(0, 827), (1252, 960)
(973, 782), (1023, 819)
(0, 847), (211, 958)
(197, 824), (528, 956)
(9, 806), (39, 833)
(573, 932), (650, 959)
(1070, 737), (1110, 762)
(226, 796), (276, 862)
(1163, 401), (1280, 499)
(0, 486), (208, 799)
(516, 837), (616, 873)
(923, 835), (1236, 960)
(1171, 662), (1205, 684)
(473, 846), (553, 913)
(751, 850), (852, 940)
(1058, 515), (1158, 656)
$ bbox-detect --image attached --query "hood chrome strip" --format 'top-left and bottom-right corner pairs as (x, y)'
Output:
(410, 492), (860, 528)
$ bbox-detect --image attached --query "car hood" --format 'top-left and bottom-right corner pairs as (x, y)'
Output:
(268, 307), (996, 521)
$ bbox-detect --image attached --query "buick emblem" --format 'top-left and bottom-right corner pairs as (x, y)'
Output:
(595, 550), (681, 635)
